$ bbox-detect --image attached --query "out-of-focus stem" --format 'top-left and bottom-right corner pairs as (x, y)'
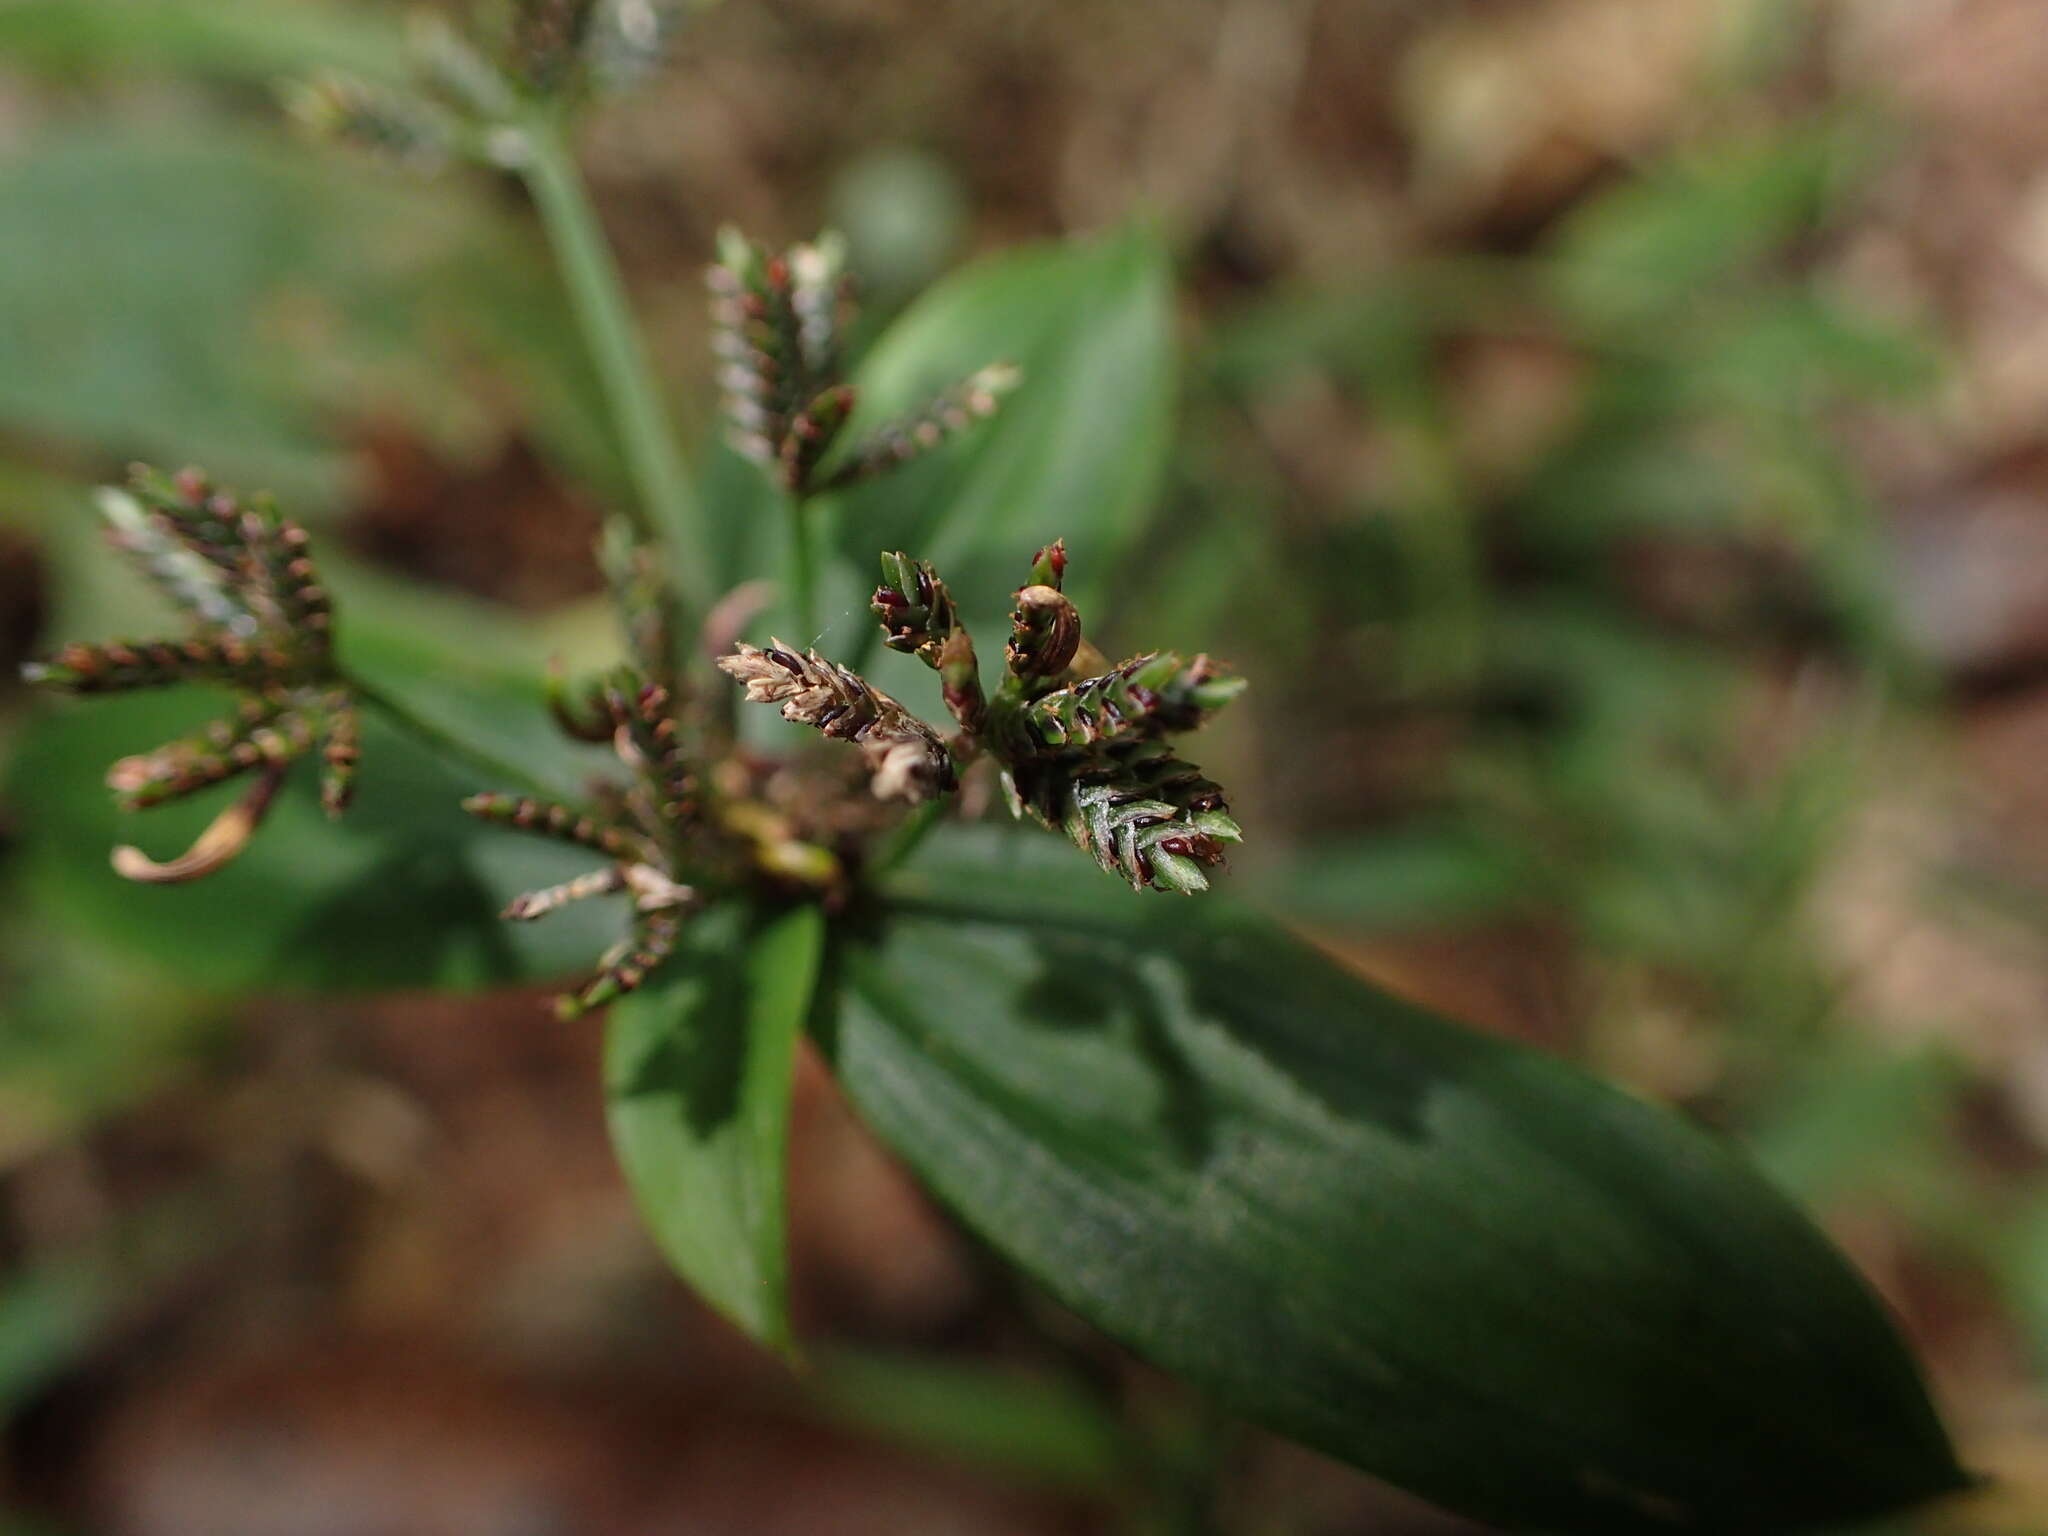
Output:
(871, 798), (948, 877)
(785, 488), (817, 641)
(518, 117), (710, 616)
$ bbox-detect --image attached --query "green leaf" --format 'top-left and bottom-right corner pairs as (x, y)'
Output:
(828, 826), (1966, 1534)
(0, 123), (598, 507)
(1996, 1189), (2048, 1380)
(0, 0), (407, 85)
(604, 902), (823, 1351)
(827, 224), (1174, 653)
(0, 128), (357, 495)
(0, 1255), (114, 1417)
(1252, 820), (1525, 932)
(810, 1349), (1126, 1492)
(4, 596), (618, 995)
(1547, 122), (1869, 322)
(1746, 1047), (1967, 1207)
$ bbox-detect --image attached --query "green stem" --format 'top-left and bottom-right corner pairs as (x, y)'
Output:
(518, 117), (710, 615)
(352, 678), (565, 804)
(785, 488), (817, 640)
(871, 798), (949, 877)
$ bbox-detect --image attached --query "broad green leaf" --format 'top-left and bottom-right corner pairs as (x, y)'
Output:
(0, 129), (358, 495)
(0, 124), (600, 506)
(828, 826), (1965, 1534)
(827, 224), (1174, 654)
(604, 902), (823, 1351)
(698, 432), (784, 600)
(4, 600), (618, 995)
(0, 0), (407, 86)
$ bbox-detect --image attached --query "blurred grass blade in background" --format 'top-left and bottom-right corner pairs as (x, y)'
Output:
(811, 1349), (1127, 1493)
(0, 0), (406, 87)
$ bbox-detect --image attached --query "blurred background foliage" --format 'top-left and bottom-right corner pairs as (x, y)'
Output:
(1, 1), (2047, 1532)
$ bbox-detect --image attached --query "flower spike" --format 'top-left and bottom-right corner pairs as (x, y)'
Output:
(462, 525), (862, 1017)
(709, 228), (1016, 495)
(709, 229), (857, 492)
(25, 466), (362, 882)
(110, 764), (292, 886)
(281, 73), (461, 169)
(872, 552), (984, 732)
(718, 641), (955, 803)
(1012, 652), (1246, 754)
(1004, 744), (1242, 895)
(560, 908), (684, 1020)
(723, 541), (1246, 894)
(815, 364), (1020, 492)
(461, 707), (702, 1016)
(506, 0), (602, 97)
(983, 545), (1244, 890)
(462, 530), (731, 1018)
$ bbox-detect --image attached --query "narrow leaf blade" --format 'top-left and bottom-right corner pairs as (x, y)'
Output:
(605, 902), (824, 1351)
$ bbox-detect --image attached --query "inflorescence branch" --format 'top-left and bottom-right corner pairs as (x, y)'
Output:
(30, 205), (1239, 1030)
(725, 540), (1246, 894)
(707, 228), (1020, 498)
(25, 466), (361, 883)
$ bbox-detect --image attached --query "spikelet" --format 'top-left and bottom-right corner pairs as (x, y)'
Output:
(558, 908), (684, 1019)
(817, 364), (1020, 492)
(1004, 743), (1243, 896)
(460, 694), (702, 1018)
(719, 641), (954, 803)
(461, 791), (658, 865)
(463, 523), (730, 1018)
(105, 696), (299, 812)
(871, 552), (984, 731)
(1013, 652), (1244, 755)
(708, 229), (855, 490)
(709, 230), (1017, 495)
